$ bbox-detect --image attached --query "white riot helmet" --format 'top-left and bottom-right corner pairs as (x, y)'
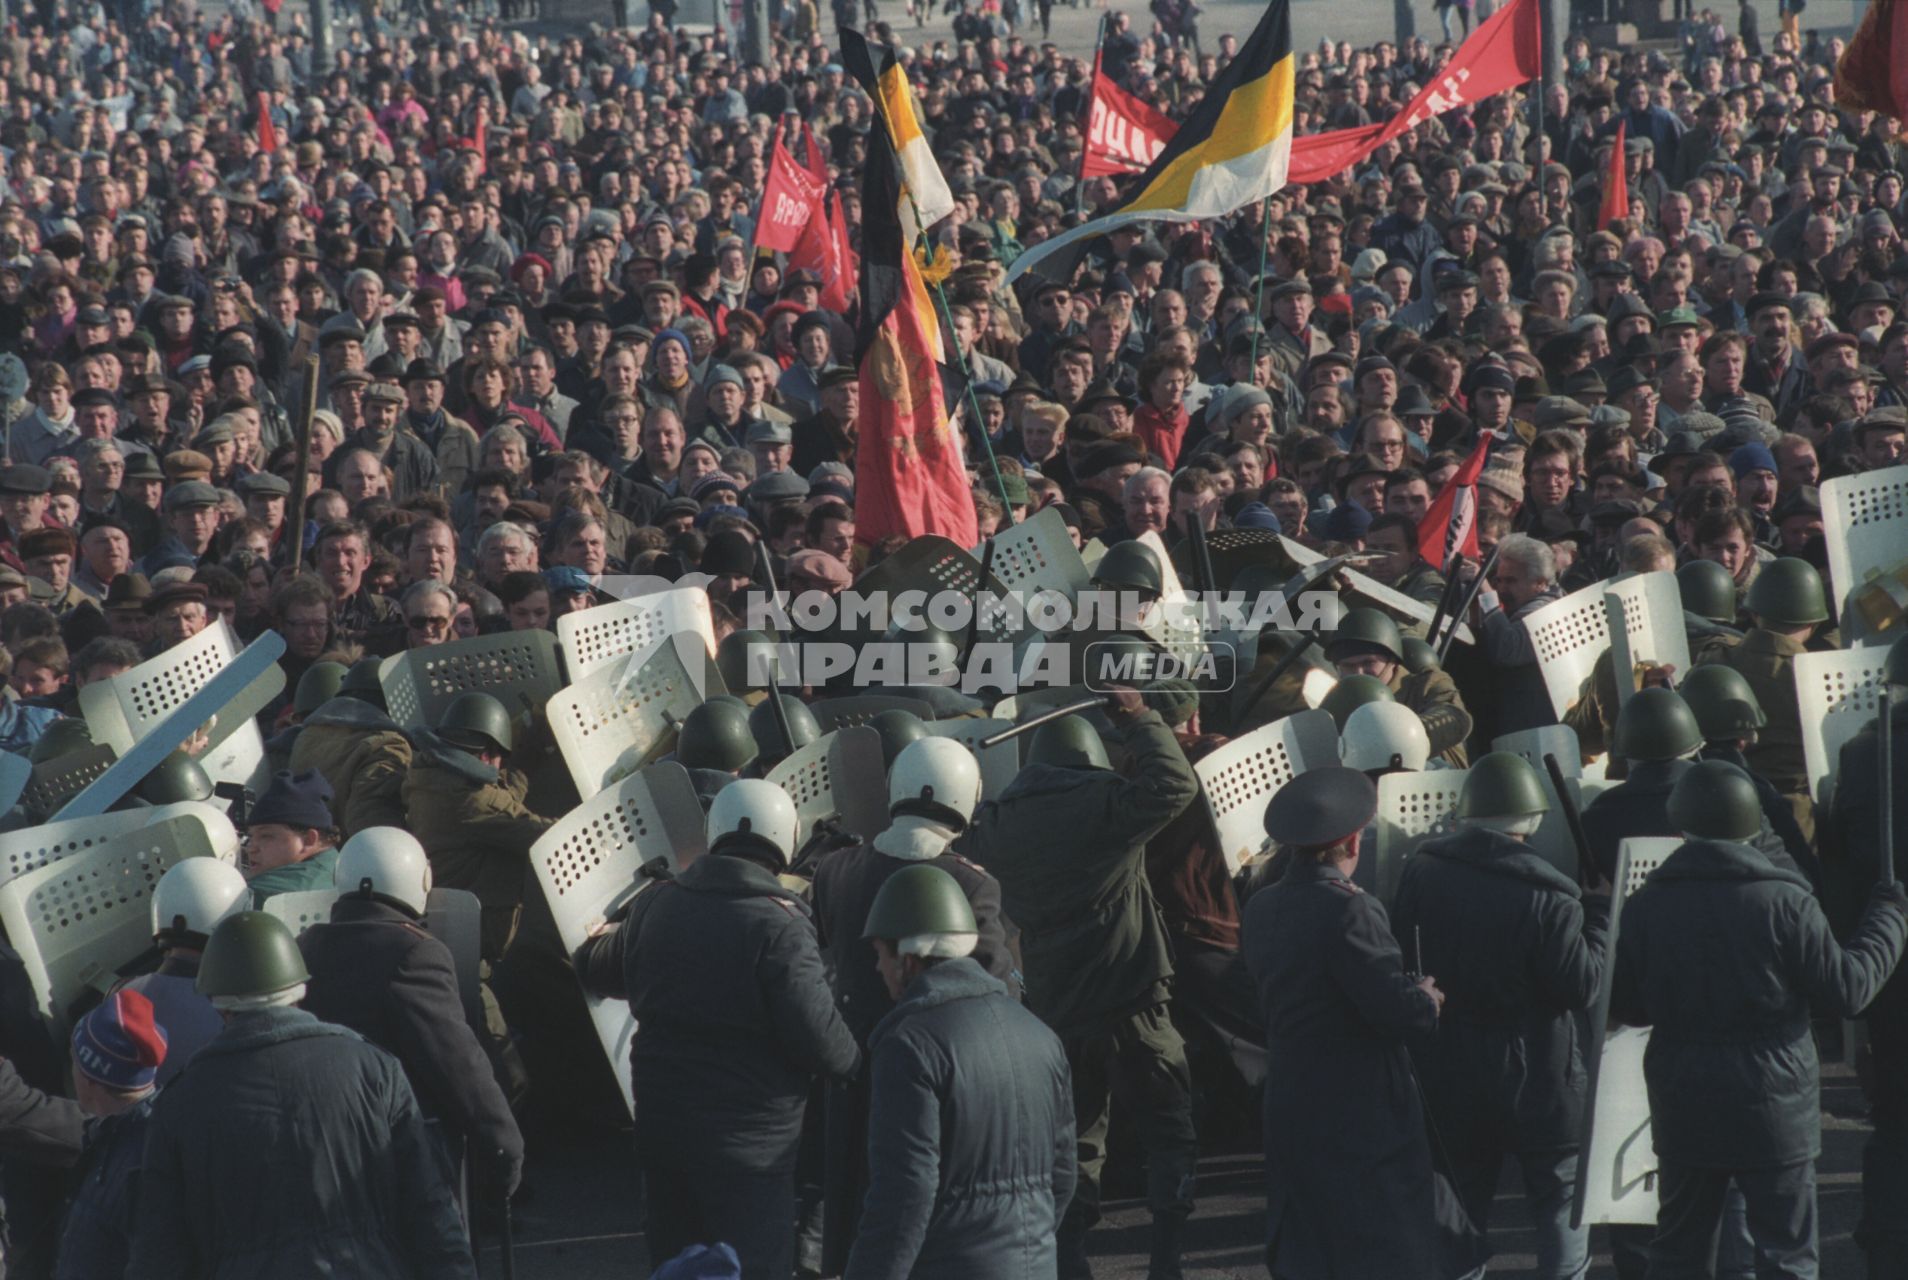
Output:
(335, 827), (434, 917)
(152, 858), (252, 950)
(1339, 702), (1431, 774)
(707, 779), (801, 868)
(887, 738), (984, 828)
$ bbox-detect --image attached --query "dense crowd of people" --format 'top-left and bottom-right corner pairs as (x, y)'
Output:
(1, 0), (1907, 1275)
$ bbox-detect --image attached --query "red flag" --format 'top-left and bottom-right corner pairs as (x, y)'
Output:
(1286, 0), (1543, 184)
(854, 127), (976, 550)
(755, 123), (828, 254)
(800, 121), (829, 185)
(1082, 51), (1179, 178)
(1598, 120), (1629, 230)
(256, 92), (278, 154)
(788, 190), (857, 313)
(1834, 0), (1908, 121)
(1417, 435), (1492, 571)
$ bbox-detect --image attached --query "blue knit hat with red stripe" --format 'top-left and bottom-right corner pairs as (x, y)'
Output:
(71, 989), (168, 1091)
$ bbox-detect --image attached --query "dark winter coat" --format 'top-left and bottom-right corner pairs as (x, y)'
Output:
(126, 1007), (474, 1279)
(1581, 757), (1799, 882)
(1611, 839), (1908, 1168)
(959, 710), (1198, 1036)
(574, 853), (860, 1173)
(299, 896), (524, 1192)
(55, 1096), (154, 1280)
(1392, 827), (1609, 1152)
(1242, 857), (1446, 1279)
(810, 843), (1015, 1043)
(843, 958), (1075, 1280)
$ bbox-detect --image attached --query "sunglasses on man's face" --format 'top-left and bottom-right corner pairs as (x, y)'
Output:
(407, 613), (452, 631)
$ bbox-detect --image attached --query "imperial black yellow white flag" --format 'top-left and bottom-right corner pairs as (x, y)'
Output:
(1006, 0), (1295, 283)
(842, 28), (957, 247)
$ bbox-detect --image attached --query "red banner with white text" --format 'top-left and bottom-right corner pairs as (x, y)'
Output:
(755, 123), (829, 255)
(1081, 51), (1180, 179)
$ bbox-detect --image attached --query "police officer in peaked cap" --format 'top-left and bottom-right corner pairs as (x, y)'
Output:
(1243, 767), (1479, 1280)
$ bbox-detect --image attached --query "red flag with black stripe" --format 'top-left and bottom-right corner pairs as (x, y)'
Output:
(852, 127), (977, 549)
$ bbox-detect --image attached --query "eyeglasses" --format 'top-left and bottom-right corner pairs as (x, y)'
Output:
(407, 613), (452, 630)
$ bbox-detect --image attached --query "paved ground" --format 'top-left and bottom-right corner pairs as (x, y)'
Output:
(470, 1060), (1873, 1278)
(830, 0), (1870, 61)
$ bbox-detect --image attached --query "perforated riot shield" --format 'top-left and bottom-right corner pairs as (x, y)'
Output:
(379, 629), (564, 731)
(1194, 709), (1341, 872)
(1572, 836), (1682, 1228)
(1796, 646), (1892, 806)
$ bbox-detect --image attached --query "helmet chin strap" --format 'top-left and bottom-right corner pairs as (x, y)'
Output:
(874, 814), (959, 862)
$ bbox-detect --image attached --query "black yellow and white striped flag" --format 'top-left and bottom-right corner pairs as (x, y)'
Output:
(1007, 0), (1296, 283)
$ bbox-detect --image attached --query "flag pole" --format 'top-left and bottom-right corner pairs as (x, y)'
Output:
(1077, 14), (1110, 218)
(862, 48), (1018, 527)
(1248, 196), (1273, 375)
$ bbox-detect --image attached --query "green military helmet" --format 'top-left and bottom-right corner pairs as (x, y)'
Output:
(676, 700), (759, 772)
(749, 694), (821, 762)
(1091, 540), (1165, 599)
(29, 716), (94, 764)
(196, 910), (311, 1003)
(1400, 634), (1441, 674)
(138, 751), (215, 805)
(1667, 759), (1762, 841)
(1027, 714), (1111, 771)
(339, 657), (387, 709)
(1325, 607), (1405, 667)
(718, 629), (781, 693)
(1229, 563), (1286, 602)
(882, 617), (961, 654)
(1320, 673), (1395, 730)
(1613, 687), (1704, 762)
(1457, 751), (1550, 819)
(861, 863), (979, 950)
(709, 694), (751, 711)
(1888, 633), (1908, 688)
(436, 691), (513, 755)
(1676, 558), (1739, 625)
(870, 709), (930, 768)
(1745, 557), (1829, 627)
(1083, 632), (1157, 689)
(1678, 665), (1767, 742)
(293, 662), (348, 717)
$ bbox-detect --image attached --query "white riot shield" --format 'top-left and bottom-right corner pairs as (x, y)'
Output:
(379, 629), (564, 731)
(78, 622), (281, 794)
(549, 633), (710, 800)
(985, 505), (1090, 603)
(1823, 464), (1908, 629)
(1796, 647), (1892, 805)
(923, 718), (1019, 800)
(1372, 768), (1470, 903)
(853, 536), (1019, 655)
(1524, 581), (1613, 720)
(557, 588), (716, 682)
(1195, 710), (1341, 871)
(765, 726), (888, 843)
(19, 745), (114, 819)
(1604, 572), (1692, 709)
(811, 695), (935, 732)
(1490, 724), (1585, 879)
(1136, 531), (1208, 655)
(0, 801), (235, 894)
(0, 808), (238, 1029)
(1574, 836), (1682, 1227)
(1278, 536), (1474, 646)
(65, 634), (286, 820)
(530, 762), (707, 1115)
(259, 889), (339, 933)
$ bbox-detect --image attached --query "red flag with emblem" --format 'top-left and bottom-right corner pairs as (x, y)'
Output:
(1834, 0), (1908, 121)
(1417, 434), (1491, 570)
